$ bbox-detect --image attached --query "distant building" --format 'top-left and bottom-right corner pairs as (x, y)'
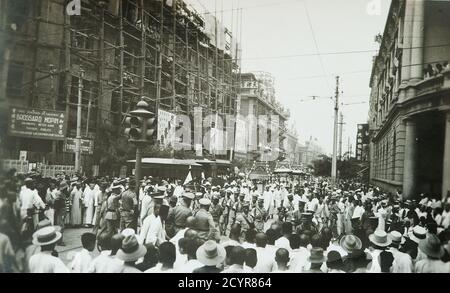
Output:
(237, 72), (291, 163)
(368, 0), (450, 199)
(296, 137), (323, 167)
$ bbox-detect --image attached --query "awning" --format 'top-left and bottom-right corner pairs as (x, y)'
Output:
(127, 158), (202, 167)
(196, 159), (231, 166)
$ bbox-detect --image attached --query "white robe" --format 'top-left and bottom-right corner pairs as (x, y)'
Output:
(83, 187), (95, 225)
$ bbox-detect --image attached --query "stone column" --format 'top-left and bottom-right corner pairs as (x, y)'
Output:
(409, 0), (425, 83)
(403, 119), (417, 199)
(400, 0), (414, 85)
(442, 112), (450, 201)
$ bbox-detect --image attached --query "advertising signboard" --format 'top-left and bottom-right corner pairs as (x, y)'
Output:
(8, 107), (67, 140)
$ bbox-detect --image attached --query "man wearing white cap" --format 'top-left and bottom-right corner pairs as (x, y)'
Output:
(167, 192), (194, 234)
(252, 196), (268, 233)
(194, 198), (216, 241)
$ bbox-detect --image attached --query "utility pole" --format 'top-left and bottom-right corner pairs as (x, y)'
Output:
(75, 68), (84, 174)
(331, 76), (339, 185)
(338, 112), (344, 160)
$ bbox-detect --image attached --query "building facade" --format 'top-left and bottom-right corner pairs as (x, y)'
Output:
(296, 137), (324, 167)
(368, 0), (450, 200)
(0, 0), (241, 175)
(237, 72), (291, 164)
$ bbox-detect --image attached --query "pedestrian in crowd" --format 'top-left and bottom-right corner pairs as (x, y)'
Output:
(69, 232), (96, 273)
(70, 182), (83, 227)
(145, 242), (176, 273)
(82, 181), (95, 228)
(29, 226), (69, 273)
(326, 251), (345, 273)
(272, 248), (291, 273)
(116, 235), (146, 273)
(193, 240), (225, 273)
(2, 169), (450, 274)
(87, 233), (123, 273)
(222, 246), (246, 273)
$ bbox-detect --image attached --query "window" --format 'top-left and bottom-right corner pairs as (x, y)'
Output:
(6, 62), (24, 97)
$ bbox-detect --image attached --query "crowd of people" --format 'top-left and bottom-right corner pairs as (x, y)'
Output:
(1, 168), (450, 273)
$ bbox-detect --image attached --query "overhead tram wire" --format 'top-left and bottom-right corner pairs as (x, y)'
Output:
(240, 43), (450, 61)
(303, 0), (330, 90)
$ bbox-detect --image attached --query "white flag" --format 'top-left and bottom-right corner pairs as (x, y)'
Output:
(184, 166), (193, 186)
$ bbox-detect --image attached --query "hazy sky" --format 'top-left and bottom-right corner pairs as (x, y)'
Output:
(186, 0), (391, 155)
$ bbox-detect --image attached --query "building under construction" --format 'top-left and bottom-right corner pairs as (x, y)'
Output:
(0, 0), (241, 175)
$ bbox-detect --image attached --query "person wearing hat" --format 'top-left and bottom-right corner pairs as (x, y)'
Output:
(340, 234), (363, 255)
(102, 183), (121, 236)
(367, 230), (392, 273)
(167, 192), (194, 234)
(235, 202), (255, 240)
(193, 240), (226, 273)
(194, 198), (217, 241)
(414, 234), (450, 273)
(304, 247), (326, 273)
(252, 196), (268, 233)
(119, 180), (138, 232)
(388, 231), (413, 273)
(116, 235), (146, 273)
(28, 226), (70, 273)
(209, 195), (223, 227)
(53, 181), (71, 246)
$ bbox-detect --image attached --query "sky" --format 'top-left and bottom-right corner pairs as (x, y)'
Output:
(186, 0), (392, 155)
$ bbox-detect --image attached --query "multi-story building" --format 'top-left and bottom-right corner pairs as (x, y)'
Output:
(368, 0), (450, 199)
(236, 71), (291, 164)
(0, 0), (241, 175)
(296, 136), (323, 167)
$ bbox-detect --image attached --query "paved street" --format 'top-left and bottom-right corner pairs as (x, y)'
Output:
(56, 228), (100, 266)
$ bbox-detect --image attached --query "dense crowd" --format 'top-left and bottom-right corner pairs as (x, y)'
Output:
(1, 168), (450, 273)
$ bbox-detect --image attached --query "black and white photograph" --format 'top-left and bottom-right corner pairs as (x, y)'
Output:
(1, 0), (450, 276)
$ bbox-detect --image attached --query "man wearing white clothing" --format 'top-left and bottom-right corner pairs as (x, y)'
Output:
(82, 182), (96, 227)
(29, 226), (70, 273)
(140, 202), (165, 246)
(19, 178), (46, 228)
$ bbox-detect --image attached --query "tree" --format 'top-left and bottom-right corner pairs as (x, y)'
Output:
(311, 155), (332, 177)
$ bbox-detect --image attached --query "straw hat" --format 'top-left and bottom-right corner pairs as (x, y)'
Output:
(369, 230), (392, 247)
(116, 235), (147, 262)
(340, 235), (362, 253)
(196, 240), (226, 266)
(409, 226), (427, 244)
(32, 226), (62, 246)
(388, 231), (406, 245)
